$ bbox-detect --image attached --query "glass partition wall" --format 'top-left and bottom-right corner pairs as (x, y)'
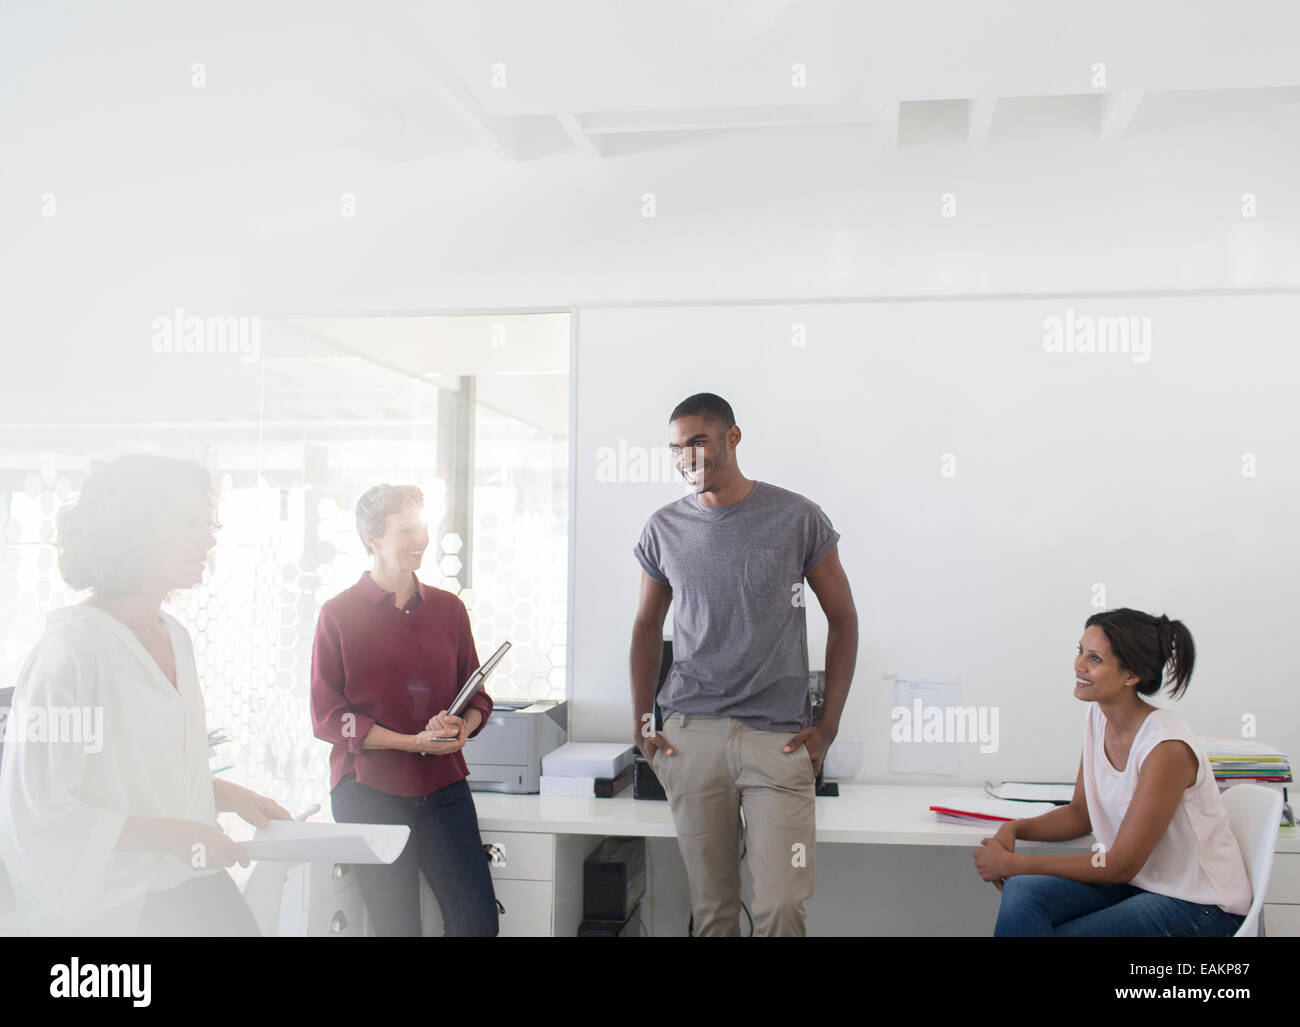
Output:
(0, 313), (570, 846)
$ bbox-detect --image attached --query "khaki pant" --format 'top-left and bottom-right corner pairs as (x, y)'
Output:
(652, 712), (816, 936)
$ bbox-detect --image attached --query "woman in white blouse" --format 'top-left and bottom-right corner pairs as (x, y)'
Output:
(0, 455), (290, 935)
(973, 608), (1251, 936)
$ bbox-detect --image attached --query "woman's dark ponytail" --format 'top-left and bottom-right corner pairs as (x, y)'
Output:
(1086, 608), (1195, 700)
(1162, 617), (1195, 699)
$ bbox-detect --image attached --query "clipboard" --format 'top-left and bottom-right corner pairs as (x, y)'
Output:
(983, 780), (1073, 804)
(430, 640), (511, 740)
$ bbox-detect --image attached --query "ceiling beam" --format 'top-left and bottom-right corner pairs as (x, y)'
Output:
(580, 102), (882, 134)
(1099, 92), (1145, 142)
(410, 45), (523, 161)
(557, 114), (604, 158)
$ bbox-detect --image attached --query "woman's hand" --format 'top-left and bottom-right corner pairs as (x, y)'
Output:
(979, 821), (1018, 891)
(974, 835), (1020, 888)
(992, 820), (1017, 854)
(213, 779), (292, 828)
(410, 711), (467, 756)
(425, 709), (466, 740)
(141, 818), (252, 869)
(409, 708), (486, 755)
(421, 708), (484, 742)
(229, 787), (292, 829)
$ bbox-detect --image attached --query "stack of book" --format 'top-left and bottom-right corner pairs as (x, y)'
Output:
(539, 742), (636, 798)
(1201, 738), (1293, 826)
(929, 782), (1072, 825)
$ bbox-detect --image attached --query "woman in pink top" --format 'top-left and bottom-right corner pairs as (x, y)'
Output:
(974, 608), (1250, 936)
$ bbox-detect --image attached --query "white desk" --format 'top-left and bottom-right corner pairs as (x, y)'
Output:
(475, 782), (1300, 849)
(284, 784), (1300, 937)
(475, 783), (1080, 846)
(464, 784), (1300, 936)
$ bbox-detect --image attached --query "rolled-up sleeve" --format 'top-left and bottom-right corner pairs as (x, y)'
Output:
(802, 504), (841, 578)
(310, 606), (374, 754)
(633, 523), (670, 585)
(456, 600), (493, 738)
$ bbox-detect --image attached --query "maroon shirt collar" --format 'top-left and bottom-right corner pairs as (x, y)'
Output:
(358, 571), (421, 607)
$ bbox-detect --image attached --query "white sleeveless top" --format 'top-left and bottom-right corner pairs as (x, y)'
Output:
(1081, 703), (1251, 915)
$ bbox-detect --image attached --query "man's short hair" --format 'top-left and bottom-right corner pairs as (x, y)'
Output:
(669, 392), (735, 431)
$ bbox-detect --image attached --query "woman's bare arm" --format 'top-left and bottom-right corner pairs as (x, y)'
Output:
(1003, 741), (1196, 884)
(1003, 756), (1092, 843)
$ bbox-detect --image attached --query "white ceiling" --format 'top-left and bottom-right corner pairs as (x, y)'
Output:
(423, 1), (1300, 112)
(408, 0), (1300, 155)
(1, 3), (1294, 435)
(3, 1), (1299, 168)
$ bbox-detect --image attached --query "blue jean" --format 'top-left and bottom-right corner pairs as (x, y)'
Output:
(331, 775), (498, 937)
(995, 874), (1245, 937)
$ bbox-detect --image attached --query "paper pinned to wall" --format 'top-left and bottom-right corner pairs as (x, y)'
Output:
(890, 678), (962, 776)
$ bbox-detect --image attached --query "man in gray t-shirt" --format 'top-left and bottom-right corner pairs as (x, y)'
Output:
(634, 479), (840, 732)
(630, 392), (858, 937)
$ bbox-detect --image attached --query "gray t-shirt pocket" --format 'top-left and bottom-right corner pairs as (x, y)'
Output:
(741, 547), (787, 602)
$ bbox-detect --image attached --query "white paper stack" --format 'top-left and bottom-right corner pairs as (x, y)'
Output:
(242, 821), (411, 864)
(542, 742), (636, 779)
(541, 776), (594, 797)
(539, 763), (636, 797)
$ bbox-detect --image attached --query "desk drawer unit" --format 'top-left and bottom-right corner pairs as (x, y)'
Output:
(280, 862), (369, 938)
(417, 832), (601, 936)
(481, 831), (556, 882)
(492, 879), (555, 938)
(1265, 852), (1300, 903)
(307, 875), (369, 938)
(416, 832), (559, 936)
(311, 861), (360, 905)
(1263, 851), (1300, 937)
(481, 831), (555, 935)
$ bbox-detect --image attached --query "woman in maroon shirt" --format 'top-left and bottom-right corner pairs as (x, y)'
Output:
(311, 484), (498, 936)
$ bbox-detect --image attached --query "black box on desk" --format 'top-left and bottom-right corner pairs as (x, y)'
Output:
(632, 753), (666, 800)
(632, 638), (671, 803)
(583, 836), (646, 923)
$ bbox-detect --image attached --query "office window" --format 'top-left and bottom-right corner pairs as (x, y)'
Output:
(0, 313), (570, 825)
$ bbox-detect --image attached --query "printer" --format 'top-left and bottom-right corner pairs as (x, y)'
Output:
(463, 699), (567, 793)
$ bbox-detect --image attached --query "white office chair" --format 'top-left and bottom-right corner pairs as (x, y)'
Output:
(1221, 784), (1283, 937)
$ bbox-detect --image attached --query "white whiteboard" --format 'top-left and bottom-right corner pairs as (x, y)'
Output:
(571, 296), (1300, 784)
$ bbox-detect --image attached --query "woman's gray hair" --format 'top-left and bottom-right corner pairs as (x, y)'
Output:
(355, 483), (424, 554)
